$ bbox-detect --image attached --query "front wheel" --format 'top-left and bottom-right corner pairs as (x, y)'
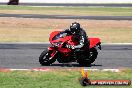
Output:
(39, 49), (56, 66)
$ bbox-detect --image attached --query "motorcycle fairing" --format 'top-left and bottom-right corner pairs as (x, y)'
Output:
(50, 31), (101, 49)
(49, 31), (60, 44)
(50, 31), (78, 45)
(89, 38), (101, 49)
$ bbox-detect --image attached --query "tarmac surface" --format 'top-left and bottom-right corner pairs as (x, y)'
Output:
(0, 14), (132, 20)
(0, 3), (132, 7)
(0, 43), (132, 69)
(0, 4), (132, 69)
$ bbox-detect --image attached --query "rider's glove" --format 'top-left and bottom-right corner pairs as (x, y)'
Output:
(66, 44), (75, 49)
(74, 44), (84, 49)
(66, 44), (70, 48)
(71, 45), (75, 49)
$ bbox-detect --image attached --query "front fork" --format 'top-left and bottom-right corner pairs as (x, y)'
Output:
(48, 46), (58, 60)
(97, 43), (101, 50)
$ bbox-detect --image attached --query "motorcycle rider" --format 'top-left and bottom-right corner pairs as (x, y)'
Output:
(63, 22), (90, 50)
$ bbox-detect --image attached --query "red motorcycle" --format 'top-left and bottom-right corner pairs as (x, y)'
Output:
(39, 31), (101, 66)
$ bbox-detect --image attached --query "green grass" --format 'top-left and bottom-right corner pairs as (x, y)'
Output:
(0, 69), (132, 88)
(0, 5), (132, 11)
(0, 5), (132, 16)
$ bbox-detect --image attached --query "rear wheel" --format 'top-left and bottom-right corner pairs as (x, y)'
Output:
(78, 60), (91, 67)
(39, 49), (56, 66)
(89, 48), (98, 63)
(78, 48), (98, 66)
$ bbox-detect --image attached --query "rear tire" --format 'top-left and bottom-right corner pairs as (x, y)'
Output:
(78, 48), (98, 66)
(39, 49), (56, 66)
(78, 60), (91, 67)
(89, 48), (98, 63)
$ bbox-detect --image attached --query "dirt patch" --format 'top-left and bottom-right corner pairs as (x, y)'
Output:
(0, 17), (132, 29)
(0, 17), (132, 43)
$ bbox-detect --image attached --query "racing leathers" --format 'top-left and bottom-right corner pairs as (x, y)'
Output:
(63, 28), (89, 49)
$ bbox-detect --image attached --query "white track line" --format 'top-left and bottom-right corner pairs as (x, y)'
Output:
(0, 68), (120, 72)
(0, 42), (132, 45)
(83, 69), (120, 72)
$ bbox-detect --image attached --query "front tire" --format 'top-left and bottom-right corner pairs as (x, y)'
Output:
(39, 49), (56, 66)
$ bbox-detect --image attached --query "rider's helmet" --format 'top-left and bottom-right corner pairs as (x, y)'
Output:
(70, 22), (81, 34)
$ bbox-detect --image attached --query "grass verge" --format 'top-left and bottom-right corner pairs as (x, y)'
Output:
(0, 5), (132, 16)
(0, 69), (132, 88)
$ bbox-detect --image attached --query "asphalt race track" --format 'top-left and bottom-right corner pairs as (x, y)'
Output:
(0, 3), (132, 7)
(0, 14), (132, 20)
(0, 4), (132, 68)
(0, 43), (132, 69)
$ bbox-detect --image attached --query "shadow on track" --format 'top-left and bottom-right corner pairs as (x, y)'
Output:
(49, 63), (102, 67)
